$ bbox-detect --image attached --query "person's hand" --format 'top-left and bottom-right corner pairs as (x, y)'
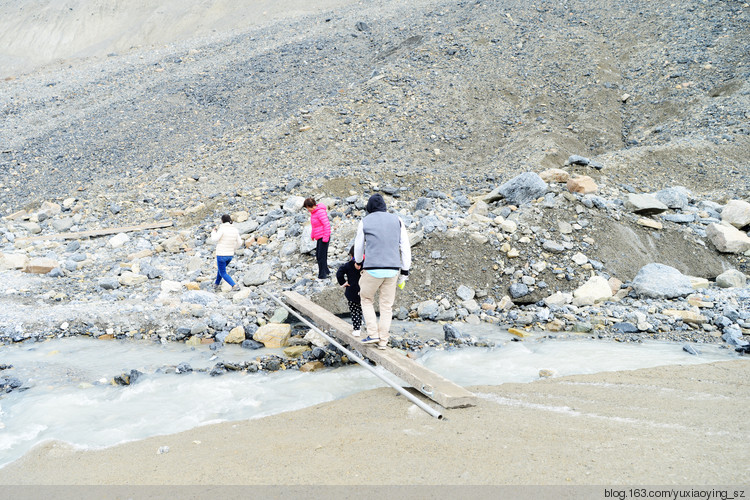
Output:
(397, 274), (408, 289)
(342, 283), (350, 288)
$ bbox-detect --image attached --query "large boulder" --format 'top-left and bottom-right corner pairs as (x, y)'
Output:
(706, 223), (750, 254)
(721, 200), (750, 229)
(715, 269), (747, 288)
(632, 263), (693, 299)
(299, 226), (316, 254)
(653, 187), (690, 210)
(497, 172), (548, 206)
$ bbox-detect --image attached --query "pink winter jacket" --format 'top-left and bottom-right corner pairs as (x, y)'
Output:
(309, 204), (331, 242)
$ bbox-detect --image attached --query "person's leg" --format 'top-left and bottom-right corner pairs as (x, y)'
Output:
(377, 275), (398, 346)
(215, 256), (224, 285)
(320, 240), (330, 277)
(316, 240), (330, 278)
(349, 301), (362, 332)
(358, 271), (382, 340)
(217, 256), (236, 286)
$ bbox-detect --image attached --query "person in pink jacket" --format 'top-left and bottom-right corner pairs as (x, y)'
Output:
(304, 197), (331, 279)
(210, 214), (242, 290)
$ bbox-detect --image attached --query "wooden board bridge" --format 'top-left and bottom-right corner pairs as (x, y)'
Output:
(282, 291), (478, 409)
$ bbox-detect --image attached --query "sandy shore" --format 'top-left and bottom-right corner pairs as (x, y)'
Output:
(1, 359), (748, 487)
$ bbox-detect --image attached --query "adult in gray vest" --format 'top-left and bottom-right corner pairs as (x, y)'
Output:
(353, 194), (411, 350)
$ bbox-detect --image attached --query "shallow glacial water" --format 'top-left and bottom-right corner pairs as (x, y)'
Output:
(0, 321), (742, 469)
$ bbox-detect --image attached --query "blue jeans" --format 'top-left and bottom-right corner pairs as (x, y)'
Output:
(215, 255), (236, 286)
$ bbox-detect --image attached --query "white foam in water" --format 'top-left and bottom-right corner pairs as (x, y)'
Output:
(0, 335), (743, 468)
(418, 338), (739, 386)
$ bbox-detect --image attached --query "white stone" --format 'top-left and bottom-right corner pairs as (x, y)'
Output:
(716, 269), (747, 288)
(572, 275), (613, 306)
(500, 220), (517, 233)
(119, 271), (147, 286)
(571, 252), (588, 265)
(160, 280), (183, 293)
(0, 253), (29, 270)
(706, 223), (750, 253)
(721, 200), (750, 229)
(544, 291), (573, 307)
(283, 196), (306, 212)
(108, 233), (130, 248)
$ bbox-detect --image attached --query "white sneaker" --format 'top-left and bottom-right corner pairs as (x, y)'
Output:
(352, 329), (361, 337)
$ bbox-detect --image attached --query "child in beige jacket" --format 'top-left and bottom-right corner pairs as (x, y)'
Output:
(210, 214), (242, 290)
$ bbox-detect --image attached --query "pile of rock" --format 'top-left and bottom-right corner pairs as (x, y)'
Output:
(0, 167), (748, 361)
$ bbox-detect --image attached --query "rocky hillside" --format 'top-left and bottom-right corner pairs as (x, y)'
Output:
(0, 0), (748, 357)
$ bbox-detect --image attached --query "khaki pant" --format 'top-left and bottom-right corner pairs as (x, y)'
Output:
(358, 271), (398, 341)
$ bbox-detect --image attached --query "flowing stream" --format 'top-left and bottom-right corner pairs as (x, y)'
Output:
(0, 322), (742, 469)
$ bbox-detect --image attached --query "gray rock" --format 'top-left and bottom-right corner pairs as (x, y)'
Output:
(270, 308), (288, 323)
(722, 326), (748, 346)
(625, 194), (668, 216)
(612, 322), (639, 333)
(443, 323), (470, 342)
(243, 263), (273, 286)
(241, 339), (264, 349)
(234, 219), (259, 235)
(98, 277), (120, 290)
(69, 252), (86, 262)
(190, 322), (208, 335)
(454, 195), (472, 208)
(415, 197), (432, 211)
(716, 269), (747, 288)
(654, 187), (690, 210)
(420, 215), (447, 233)
(542, 240), (566, 253)
(417, 300), (439, 320)
(632, 263), (693, 299)
(208, 314), (227, 330)
(682, 344), (700, 355)
(299, 226), (316, 253)
(662, 213), (695, 224)
(509, 283), (529, 299)
(51, 218), (74, 232)
(181, 290), (217, 306)
(263, 209), (285, 224)
(285, 179), (301, 192)
(176, 362), (193, 374)
(48, 267), (65, 278)
(456, 285), (475, 301)
(567, 155), (590, 166)
(497, 172), (548, 206)
(141, 263), (162, 279)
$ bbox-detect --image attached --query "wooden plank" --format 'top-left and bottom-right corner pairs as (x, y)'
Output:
(15, 220), (174, 242)
(282, 290), (477, 409)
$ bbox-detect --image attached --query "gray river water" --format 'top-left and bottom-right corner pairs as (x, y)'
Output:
(0, 322), (743, 469)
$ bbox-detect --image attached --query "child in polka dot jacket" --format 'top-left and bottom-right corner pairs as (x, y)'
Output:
(336, 246), (362, 336)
